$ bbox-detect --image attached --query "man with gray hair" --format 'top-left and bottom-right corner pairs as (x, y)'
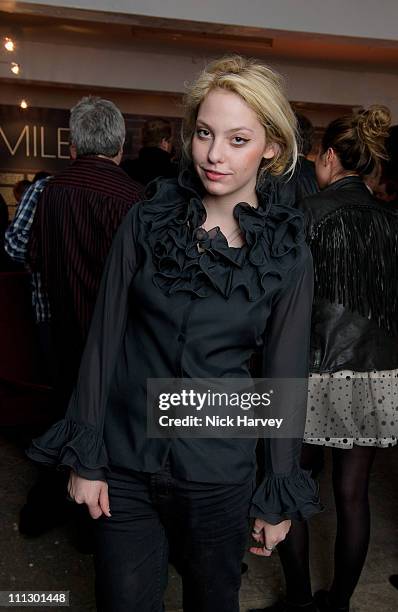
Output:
(28, 96), (142, 402)
(17, 96), (142, 539)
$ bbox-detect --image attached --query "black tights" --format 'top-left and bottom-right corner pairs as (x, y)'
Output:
(277, 443), (376, 609)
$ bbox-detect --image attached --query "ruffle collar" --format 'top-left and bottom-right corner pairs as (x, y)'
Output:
(140, 168), (306, 301)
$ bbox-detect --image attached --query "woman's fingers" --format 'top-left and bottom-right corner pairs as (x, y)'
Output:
(251, 531), (264, 543)
(250, 518), (290, 557)
(249, 545), (272, 557)
(252, 518), (264, 533)
(99, 483), (111, 517)
(251, 521), (273, 556)
(67, 475), (75, 499)
(84, 485), (107, 520)
(67, 472), (110, 519)
(251, 519), (265, 543)
(87, 500), (103, 519)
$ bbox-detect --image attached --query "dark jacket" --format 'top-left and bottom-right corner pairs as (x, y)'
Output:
(260, 157), (318, 209)
(27, 156), (144, 407)
(299, 176), (398, 373)
(121, 147), (178, 187)
(295, 158), (319, 200)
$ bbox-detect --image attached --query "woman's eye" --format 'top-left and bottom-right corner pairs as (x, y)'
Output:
(196, 128), (211, 138)
(232, 136), (249, 145)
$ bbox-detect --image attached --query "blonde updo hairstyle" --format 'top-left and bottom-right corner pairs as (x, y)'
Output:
(321, 105), (391, 175)
(182, 55), (298, 180)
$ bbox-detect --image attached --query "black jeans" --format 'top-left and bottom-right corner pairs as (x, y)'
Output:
(94, 463), (253, 612)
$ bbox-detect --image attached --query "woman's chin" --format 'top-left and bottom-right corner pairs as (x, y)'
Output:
(199, 178), (231, 197)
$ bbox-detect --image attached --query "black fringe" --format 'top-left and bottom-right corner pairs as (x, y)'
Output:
(309, 204), (398, 335)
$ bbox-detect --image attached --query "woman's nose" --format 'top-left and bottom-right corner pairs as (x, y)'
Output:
(207, 138), (225, 164)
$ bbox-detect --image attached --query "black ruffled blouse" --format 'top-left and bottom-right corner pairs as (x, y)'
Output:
(28, 169), (322, 524)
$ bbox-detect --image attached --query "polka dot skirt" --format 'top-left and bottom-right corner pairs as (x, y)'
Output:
(304, 369), (398, 449)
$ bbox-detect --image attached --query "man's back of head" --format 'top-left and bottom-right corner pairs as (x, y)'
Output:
(295, 113), (315, 158)
(70, 96), (126, 161)
(142, 119), (172, 152)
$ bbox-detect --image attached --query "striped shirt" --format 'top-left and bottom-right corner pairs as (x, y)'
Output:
(28, 155), (143, 341)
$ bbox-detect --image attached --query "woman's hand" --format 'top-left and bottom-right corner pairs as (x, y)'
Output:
(68, 471), (111, 519)
(249, 518), (291, 557)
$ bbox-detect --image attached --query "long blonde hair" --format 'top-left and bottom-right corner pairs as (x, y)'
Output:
(182, 55), (298, 179)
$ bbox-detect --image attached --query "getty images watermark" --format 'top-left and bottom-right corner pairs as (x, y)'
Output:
(157, 388), (282, 427)
(147, 378), (398, 439)
(147, 378), (308, 438)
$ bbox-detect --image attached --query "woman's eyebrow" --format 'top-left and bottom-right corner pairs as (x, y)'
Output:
(196, 120), (254, 134)
(226, 127), (254, 134)
(196, 119), (212, 128)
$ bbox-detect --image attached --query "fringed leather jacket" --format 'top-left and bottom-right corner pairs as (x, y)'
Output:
(299, 176), (398, 373)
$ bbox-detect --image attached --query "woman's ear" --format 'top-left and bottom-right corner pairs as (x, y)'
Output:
(263, 142), (280, 160)
(325, 147), (335, 165)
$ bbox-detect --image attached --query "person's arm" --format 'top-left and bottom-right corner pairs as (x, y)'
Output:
(0, 194), (8, 232)
(4, 178), (50, 263)
(249, 247), (322, 554)
(27, 204), (141, 481)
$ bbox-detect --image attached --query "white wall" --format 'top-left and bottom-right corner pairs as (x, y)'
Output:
(11, 0), (398, 41)
(1, 40), (397, 121)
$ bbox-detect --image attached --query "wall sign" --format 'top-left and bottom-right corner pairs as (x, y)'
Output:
(0, 105), (181, 174)
(0, 106), (71, 173)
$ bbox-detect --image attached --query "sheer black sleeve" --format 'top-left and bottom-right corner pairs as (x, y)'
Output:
(250, 246), (322, 524)
(27, 205), (141, 480)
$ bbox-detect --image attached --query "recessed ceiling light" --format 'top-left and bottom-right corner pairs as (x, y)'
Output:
(4, 37), (15, 52)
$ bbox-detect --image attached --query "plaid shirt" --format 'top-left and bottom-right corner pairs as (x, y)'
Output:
(5, 177), (51, 323)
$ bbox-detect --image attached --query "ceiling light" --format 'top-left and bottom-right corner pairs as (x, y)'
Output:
(20, 99), (28, 110)
(4, 37), (15, 52)
(11, 62), (20, 75)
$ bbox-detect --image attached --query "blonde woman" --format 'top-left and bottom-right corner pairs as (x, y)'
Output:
(29, 56), (321, 612)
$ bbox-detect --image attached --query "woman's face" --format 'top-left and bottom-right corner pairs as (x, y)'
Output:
(191, 88), (277, 202)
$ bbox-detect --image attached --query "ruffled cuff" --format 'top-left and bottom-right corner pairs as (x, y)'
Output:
(26, 418), (109, 480)
(249, 468), (323, 525)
